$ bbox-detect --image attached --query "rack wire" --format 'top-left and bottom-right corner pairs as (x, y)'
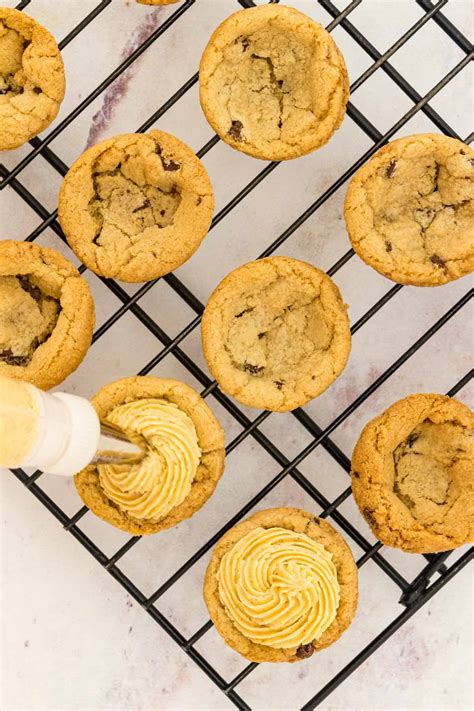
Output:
(2, 0), (473, 708)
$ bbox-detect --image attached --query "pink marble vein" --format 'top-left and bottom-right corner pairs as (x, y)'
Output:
(85, 8), (163, 148)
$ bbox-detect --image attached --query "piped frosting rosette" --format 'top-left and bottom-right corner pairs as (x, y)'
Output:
(218, 526), (340, 649)
(98, 398), (201, 521)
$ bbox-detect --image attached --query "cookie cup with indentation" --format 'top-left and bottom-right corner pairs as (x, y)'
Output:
(0, 8), (65, 150)
(0, 240), (94, 390)
(58, 131), (214, 282)
(351, 394), (474, 553)
(201, 256), (351, 412)
(344, 134), (474, 286)
(199, 4), (349, 161)
(75, 376), (225, 536)
(204, 508), (358, 663)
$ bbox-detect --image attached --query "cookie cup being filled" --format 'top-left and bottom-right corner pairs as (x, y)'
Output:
(75, 377), (225, 535)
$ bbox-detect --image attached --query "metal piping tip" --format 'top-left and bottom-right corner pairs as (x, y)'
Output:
(92, 419), (147, 465)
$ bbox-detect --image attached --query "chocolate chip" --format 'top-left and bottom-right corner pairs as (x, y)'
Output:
(0, 350), (29, 366)
(385, 160), (397, 178)
(33, 86), (42, 95)
(196, 197), (202, 206)
(244, 363), (264, 375)
(18, 276), (42, 303)
(296, 644), (314, 659)
(363, 508), (377, 528)
(277, 80), (283, 88)
(160, 209), (166, 217)
(228, 120), (243, 141)
(430, 254), (447, 270)
(163, 159), (180, 172)
(352, 470), (360, 479)
(236, 35), (249, 52)
(258, 332), (265, 340)
(274, 380), (284, 390)
(235, 307), (254, 318)
(385, 241), (392, 253)
(405, 432), (419, 447)
(0, 73), (23, 96)
(278, 118), (283, 129)
(155, 144), (180, 171)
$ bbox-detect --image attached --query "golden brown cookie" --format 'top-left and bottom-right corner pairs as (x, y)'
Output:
(199, 4), (349, 161)
(0, 8), (65, 150)
(0, 240), (95, 390)
(201, 257), (351, 412)
(345, 134), (474, 286)
(352, 394), (474, 553)
(204, 508), (358, 663)
(58, 131), (214, 282)
(75, 376), (225, 536)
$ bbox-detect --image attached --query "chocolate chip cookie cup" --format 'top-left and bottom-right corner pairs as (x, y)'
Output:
(75, 376), (225, 536)
(204, 508), (358, 663)
(199, 4), (349, 161)
(0, 240), (95, 390)
(0, 8), (65, 150)
(352, 394), (474, 553)
(344, 134), (474, 286)
(201, 256), (351, 412)
(58, 130), (214, 283)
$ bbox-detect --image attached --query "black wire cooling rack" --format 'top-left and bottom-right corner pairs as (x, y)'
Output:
(2, 0), (473, 708)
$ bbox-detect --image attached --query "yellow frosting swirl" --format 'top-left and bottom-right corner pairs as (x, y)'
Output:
(98, 398), (201, 521)
(218, 526), (340, 649)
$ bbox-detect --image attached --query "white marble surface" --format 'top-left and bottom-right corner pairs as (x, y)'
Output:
(1, 0), (473, 709)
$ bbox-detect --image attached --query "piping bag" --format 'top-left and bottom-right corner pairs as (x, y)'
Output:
(0, 375), (145, 475)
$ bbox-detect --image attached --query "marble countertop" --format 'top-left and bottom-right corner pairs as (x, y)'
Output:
(1, 1), (473, 709)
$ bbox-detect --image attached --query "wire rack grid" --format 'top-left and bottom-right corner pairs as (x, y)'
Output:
(1, 0), (473, 709)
